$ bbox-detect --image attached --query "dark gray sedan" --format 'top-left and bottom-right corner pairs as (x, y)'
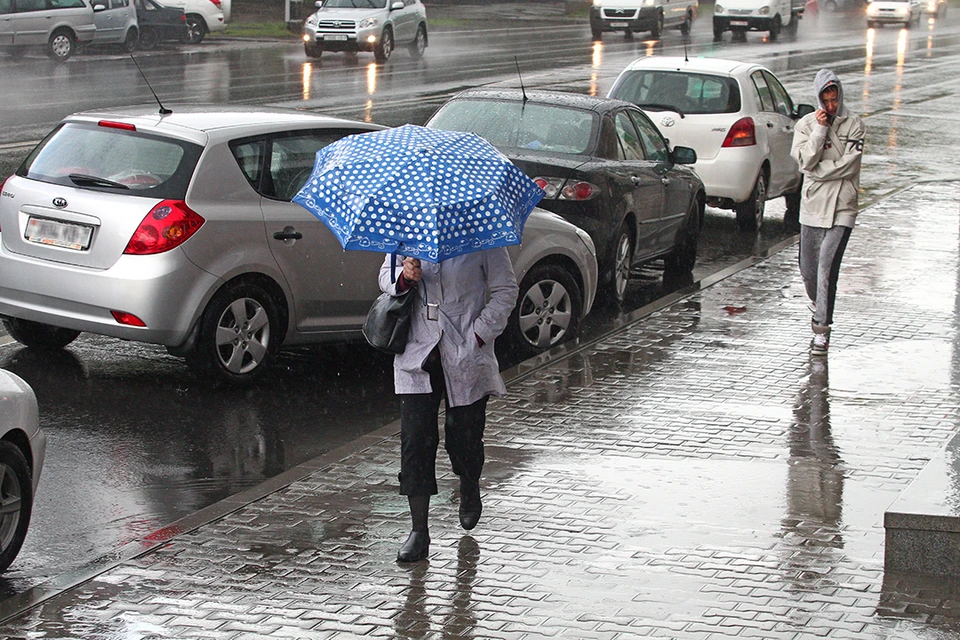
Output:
(427, 89), (705, 304)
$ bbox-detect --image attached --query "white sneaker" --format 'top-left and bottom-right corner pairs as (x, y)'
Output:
(811, 333), (829, 355)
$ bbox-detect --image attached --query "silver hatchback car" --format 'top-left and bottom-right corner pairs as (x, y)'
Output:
(0, 107), (597, 384)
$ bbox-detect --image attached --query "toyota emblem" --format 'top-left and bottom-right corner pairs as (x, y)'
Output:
(53, 197), (68, 208)
(660, 116), (676, 127)
(333, 20), (341, 27)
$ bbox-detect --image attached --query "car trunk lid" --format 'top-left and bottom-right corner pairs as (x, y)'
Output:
(642, 110), (743, 161)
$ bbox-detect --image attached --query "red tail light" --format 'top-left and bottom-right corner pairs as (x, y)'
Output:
(111, 310), (147, 327)
(98, 120), (136, 131)
(208, 0), (221, 7)
(534, 177), (599, 201)
(124, 200), (204, 255)
(722, 117), (756, 147)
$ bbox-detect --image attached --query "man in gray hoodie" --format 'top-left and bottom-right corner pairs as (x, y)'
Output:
(790, 69), (866, 355)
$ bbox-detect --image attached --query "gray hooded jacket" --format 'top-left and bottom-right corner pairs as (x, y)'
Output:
(790, 69), (866, 228)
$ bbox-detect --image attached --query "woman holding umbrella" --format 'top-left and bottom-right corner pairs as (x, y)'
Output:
(380, 249), (518, 563)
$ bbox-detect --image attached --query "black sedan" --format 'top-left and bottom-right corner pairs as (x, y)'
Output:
(133, 0), (188, 49)
(426, 89), (705, 303)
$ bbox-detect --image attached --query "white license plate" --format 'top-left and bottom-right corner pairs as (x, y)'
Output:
(610, 21), (629, 27)
(25, 216), (93, 251)
(730, 20), (749, 25)
(323, 34), (348, 41)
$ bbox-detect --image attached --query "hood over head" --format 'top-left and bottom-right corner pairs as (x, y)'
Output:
(814, 68), (845, 120)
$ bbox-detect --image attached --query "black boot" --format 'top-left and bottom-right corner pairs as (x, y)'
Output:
(398, 495), (431, 563)
(459, 479), (482, 531)
(397, 531), (430, 563)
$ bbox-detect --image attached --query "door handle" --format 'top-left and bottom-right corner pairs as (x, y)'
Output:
(766, 122), (774, 128)
(273, 230), (303, 241)
(661, 177), (670, 185)
(631, 175), (642, 186)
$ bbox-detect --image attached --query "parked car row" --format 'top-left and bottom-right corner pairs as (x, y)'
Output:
(0, 0), (229, 62)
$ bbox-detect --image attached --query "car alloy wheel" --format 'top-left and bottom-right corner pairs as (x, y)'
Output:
(607, 226), (633, 305)
(122, 27), (139, 52)
(0, 441), (33, 573)
(184, 16), (206, 44)
(409, 25), (426, 59)
(374, 27), (393, 62)
(509, 264), (582, 356)
(735, 171), (766, 232)
(664, 198), (701, 276)
(139, 27), (160, 50)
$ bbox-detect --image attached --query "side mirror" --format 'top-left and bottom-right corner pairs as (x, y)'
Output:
(390, 1), (404, 9)
(315, 1), (323, 7)
(672, 146), (697, 165)
(93, 3), (106, 10)
(795, 103), (815, 119)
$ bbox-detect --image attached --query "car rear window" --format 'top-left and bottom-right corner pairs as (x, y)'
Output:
(429, 99), (597, 156)
(17, 122), (203, 199)
(612, 71), (741, 115)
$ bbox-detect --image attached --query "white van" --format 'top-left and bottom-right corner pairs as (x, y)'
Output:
(590, 0), (699, 39)
(0, 0), (97, 61)
(712, 0), (805, 39)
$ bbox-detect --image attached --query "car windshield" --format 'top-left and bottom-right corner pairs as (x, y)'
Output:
(612, 71), (742, 115)
(322, 0), (388, 8)
(429, 99), (597, 156)
(18, 122), (203, 199)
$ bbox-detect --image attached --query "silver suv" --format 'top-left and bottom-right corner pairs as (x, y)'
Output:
(302, 0), (427, 63)
(0, 0), (98, 62)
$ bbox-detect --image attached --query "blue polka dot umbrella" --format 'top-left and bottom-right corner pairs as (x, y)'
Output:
(292, 124), (545, 263)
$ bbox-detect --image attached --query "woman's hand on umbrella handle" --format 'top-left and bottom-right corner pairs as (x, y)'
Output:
(402, 257), (422, 283)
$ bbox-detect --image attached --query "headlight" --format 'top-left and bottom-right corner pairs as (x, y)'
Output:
(642, 0), (655, 6)
(305, 14), (317, 26)
(896, 6), (908, 13)
(867, 4), (877, 13)
(758, 5), (770, 13)
(715, 4), (725, 13)
(593, 0), (602, 6)
(359, 17), (378, 28)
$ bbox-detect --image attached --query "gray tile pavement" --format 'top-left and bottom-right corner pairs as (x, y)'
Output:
(1, 182), (959, 638)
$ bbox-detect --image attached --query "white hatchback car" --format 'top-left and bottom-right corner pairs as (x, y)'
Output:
(0, 107), (596, 384)
(159, 0), (229, 43)
(609, 56), (814, 231)
(0, 368), (45, 573)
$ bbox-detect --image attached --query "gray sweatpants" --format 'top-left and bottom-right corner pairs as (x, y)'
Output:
(799, 225), (852, 327)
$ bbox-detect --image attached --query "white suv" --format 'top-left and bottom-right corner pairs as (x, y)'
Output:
(159, 0), (229, 43)
(302, 0), (428, 62)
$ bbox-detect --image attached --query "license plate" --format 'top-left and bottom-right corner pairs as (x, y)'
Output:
(730, 20), (749, 25)
(323, 34), (348, 41)
(25, 216), (93, 251)
(610, 21), (629, 27)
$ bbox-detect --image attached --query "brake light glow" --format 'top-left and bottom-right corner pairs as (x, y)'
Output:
(124, 200), (205, 255)
(111, 311), (147, 327)
(98, 120), (137, 131)
(722, 117), (756, 147)
(208, 0), (221, 7)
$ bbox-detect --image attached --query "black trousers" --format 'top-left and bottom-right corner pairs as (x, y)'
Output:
(399, 349), (488, 497)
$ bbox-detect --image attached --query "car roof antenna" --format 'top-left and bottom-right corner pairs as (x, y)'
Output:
(129, 53), (172, 115)
(684, 44), (689, 63)
(514, 56), (528, 104)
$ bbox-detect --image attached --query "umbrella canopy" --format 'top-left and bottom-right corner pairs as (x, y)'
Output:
(292, 124), (545, 263)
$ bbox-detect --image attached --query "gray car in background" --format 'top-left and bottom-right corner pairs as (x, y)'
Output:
(302, 0), (427, 62)
(0, 107), (597, 384)
(0, 0), (97, 61)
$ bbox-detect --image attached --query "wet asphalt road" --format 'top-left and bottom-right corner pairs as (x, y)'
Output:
(0, 7), (959, 599)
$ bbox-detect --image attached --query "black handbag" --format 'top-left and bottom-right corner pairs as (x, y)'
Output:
(363, 287), (417, 354)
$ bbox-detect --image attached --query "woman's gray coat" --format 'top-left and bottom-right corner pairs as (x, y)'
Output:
(378, 249), (518, 407)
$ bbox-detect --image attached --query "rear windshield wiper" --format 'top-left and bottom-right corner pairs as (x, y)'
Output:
(638, 103), (686, 118)
(68, 173), (130, 190)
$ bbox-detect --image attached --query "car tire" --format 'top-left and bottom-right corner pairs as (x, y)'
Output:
(604, 224), (634, 305)
(664, 197), (701, 276)
(0, 441), (33, 574)
(139, 27), (160, 50)
(504, 264), (583, 358)
(735, 170), (767, 232)
(713, 18), (725, 38)
(305, 43), (322, 58)
(591, 21), (603, 39)
(122, 27), (139, 53)
(651, 11), (664, 38)
(184, 15), (207, 44)
(409, 24), (426, 58)
(2, 318), (80, 350)
(769, 15), (782, 39)
(374, 27), (393, 62)
(47, 29), (76, 62)
(680, 11), (692, 34)
(186, 281), (281, 385)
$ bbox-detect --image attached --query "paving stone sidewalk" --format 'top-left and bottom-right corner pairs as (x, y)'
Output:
(1, 183), (958, 639)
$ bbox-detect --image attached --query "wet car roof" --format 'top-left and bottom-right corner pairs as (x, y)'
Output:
(449, 88), (635, 114)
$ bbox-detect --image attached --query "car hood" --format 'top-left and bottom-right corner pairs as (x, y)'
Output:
(311, 6), (385, 20)
(597, 0), (646, 7)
